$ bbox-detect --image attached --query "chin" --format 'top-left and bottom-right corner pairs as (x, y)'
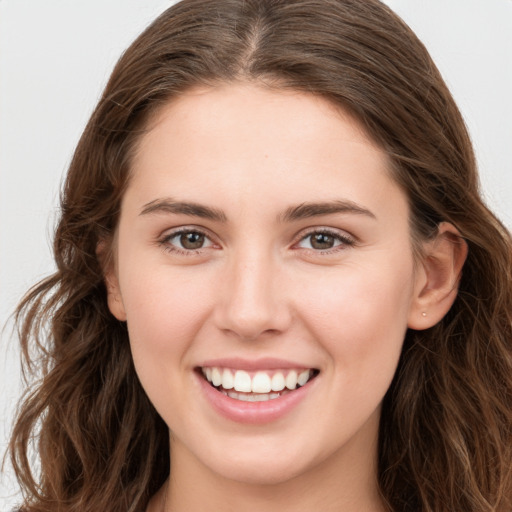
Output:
(193, 436), (325, 487)
(209, 457), (308, 486)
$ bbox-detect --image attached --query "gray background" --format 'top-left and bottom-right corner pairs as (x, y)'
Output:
(1, 0), (511, 507)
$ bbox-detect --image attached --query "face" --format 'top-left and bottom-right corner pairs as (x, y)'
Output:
(107, 83), (425, 487)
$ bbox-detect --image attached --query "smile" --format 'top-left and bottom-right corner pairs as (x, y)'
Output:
(200, 367), (319, 402)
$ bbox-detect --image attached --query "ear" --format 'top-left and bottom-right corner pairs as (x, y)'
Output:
(96, 239), (127, 322)
(408, 222), (468, 330)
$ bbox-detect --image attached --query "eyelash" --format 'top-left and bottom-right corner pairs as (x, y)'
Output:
(293, 228), (356, 253)
(158, 227), (216, 256)
(158, 227), (356, 256)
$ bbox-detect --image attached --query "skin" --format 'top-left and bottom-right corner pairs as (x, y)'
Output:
(106, 83), (465, 512)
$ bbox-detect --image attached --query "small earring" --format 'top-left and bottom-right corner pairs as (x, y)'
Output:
(421, 312), (427, 317)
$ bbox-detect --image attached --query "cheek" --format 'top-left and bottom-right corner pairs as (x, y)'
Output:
(118, 266), (219, 423)
(296, 260), (415, 438)
(119, 262), (216, 364)
(298, 257), (415, 371)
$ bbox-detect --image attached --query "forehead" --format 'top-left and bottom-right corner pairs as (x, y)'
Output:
(126, 83), (406, 222)
(140, 83), (378, 154)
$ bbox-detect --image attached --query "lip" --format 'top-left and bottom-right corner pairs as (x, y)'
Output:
(198, 357), (312, 371)
(195, 366), (318, 424)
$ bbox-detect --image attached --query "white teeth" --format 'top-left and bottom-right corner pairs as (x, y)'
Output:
(271, 373), (286, 392)
(251, 372), (272, 393)
(211, 367), (222, 387)
(222, 390), (287, 402)
(298, 369), (310, 386)
(285, 370), (298, 390)
(222, 368), (234, 389)
(201, 366), (315, 395)
(253, 393), (270, 402)
(234, 370), (252, 392)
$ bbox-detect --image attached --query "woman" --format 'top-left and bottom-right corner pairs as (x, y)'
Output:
(8, 0), (512, 511)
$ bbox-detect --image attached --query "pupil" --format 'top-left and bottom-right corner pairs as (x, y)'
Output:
(311, 233), (334, 249)
(180, 232), (204, 249)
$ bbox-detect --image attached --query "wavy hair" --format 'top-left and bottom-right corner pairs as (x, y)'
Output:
(8, 1), (512, 511)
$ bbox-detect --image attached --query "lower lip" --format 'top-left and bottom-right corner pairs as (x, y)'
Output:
(196, 372), (316, 424)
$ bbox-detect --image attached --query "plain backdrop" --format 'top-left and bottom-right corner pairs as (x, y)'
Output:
(1, 0), (511, 508)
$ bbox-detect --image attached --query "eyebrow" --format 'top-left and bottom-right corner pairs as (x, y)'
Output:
(139, 198), (375, 223)
(140, 198), (227, 222)
(280, 200), (376, 222)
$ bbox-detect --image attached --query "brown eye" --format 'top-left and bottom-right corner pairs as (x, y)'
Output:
(296, 230), (354, 252)
(163, 230), (214, 253)
(179, 232), (205, 249)
(310, 233), (336, 249)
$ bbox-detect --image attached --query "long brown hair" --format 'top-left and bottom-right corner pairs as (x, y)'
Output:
(8, 1), (512, 511)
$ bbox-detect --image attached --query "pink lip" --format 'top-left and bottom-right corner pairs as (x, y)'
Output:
(198, 357), (313, 371)
(195, 369), (317, 425)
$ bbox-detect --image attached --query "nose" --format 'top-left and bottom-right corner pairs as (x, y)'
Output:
(214, 249), (292, 341)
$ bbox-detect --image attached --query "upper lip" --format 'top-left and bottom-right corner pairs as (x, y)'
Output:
(197, 357), (317, 371)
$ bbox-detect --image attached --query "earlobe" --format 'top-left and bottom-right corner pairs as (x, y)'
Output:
(96, 239), (127, 322)
(408, 222), (468, 330)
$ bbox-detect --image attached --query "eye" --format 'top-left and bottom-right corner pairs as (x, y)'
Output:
(160, 229), (215, 253)
(296, 229), (355, 251)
